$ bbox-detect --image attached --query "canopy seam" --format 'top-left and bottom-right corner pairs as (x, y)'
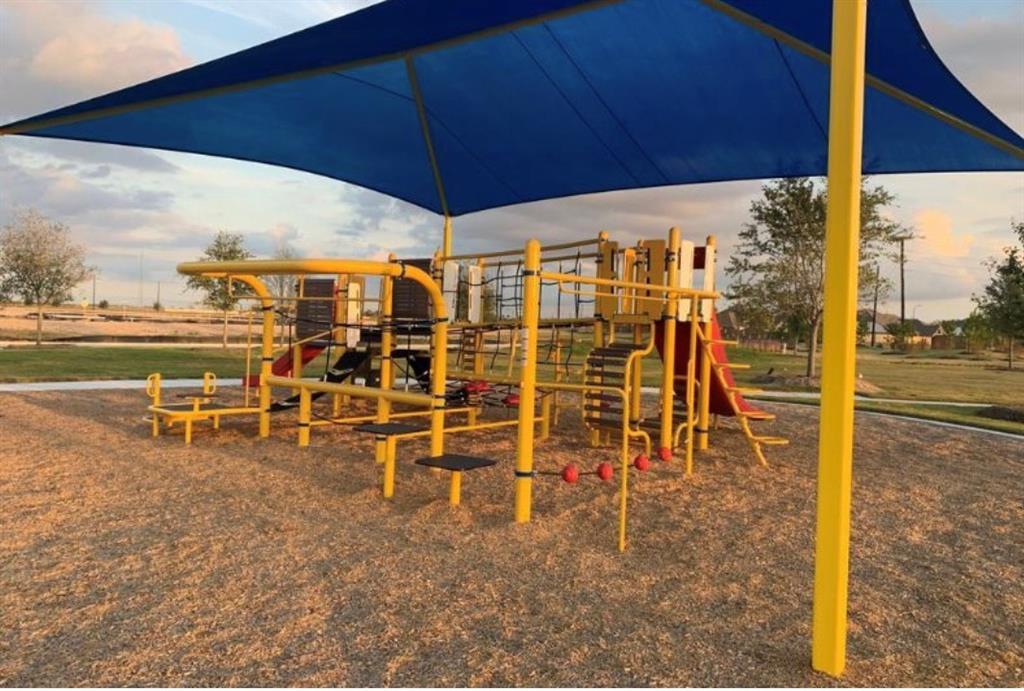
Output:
(510, 30), (641, 186)
(772, 40), (828, 143)
(543, 24), (680, 183)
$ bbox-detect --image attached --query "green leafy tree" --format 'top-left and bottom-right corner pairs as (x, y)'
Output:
(0, 209), (90, 345)
(884, 320), (916, 352)
(962, 309), (994, 353)
(974, 221), (1024, 369)
(186, 231), (253, 347)
(726, 177), (907, 376)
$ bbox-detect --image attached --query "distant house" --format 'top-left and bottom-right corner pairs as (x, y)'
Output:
(930, 322), (966, 350)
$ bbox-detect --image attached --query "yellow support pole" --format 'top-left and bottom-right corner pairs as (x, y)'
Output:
(383, 437), (397, 498)
(146, 373), (161, 437)
(696, 235), (716, 451)
(449, 470), (462, 506)
(292, 342), (304, 381)
(684, 299), (698, 476)
(222, 274), (275, 439)
(298, 388), (311, 447)
(812, 0), (867, 678)
(659, 227), (680, 456)
(514, 239), (541, 522)
(376, 271), (394, 464)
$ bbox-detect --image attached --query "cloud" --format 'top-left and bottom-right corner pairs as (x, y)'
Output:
(0, 0), (191, 122)
(913, 209), (973, 258)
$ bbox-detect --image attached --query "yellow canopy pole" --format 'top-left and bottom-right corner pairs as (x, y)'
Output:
(812, 0), (867, 677)
(514, 239), (541, 522)
(442, 215), (453, 258)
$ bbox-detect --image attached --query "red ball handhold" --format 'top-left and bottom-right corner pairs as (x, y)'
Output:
(596, 462), (614, 481)
(503, 394), (520, 407)
(633, 454), (650, 472)
(561, 464), (579, 484)
(657, 446), (672, 462)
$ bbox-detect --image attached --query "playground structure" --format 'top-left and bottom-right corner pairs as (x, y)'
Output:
(151, 226), (786, 551)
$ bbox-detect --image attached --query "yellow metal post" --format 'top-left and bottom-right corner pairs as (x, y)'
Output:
(292, 342), (304, 381)
(684, 299), (699, 475)
(376, 271), (394, 464)
(429, 269), (449, 462)
(812, 0), (867, 678)
(697, 235), (716, 451)
(449, 470), (462, 506)
(514, 239), (541, 522)
(659, 227), (680, 456)
(146, 373), (161, 437)
(298, 387), (312, 447)
(383, 437), (397, 498)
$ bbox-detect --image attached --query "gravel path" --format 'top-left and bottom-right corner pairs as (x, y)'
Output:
(1, 390), (1020, 686)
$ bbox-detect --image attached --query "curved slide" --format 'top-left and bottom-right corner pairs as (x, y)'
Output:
(654, 310), (761, 416)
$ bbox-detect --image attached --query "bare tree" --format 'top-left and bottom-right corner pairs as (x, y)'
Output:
(0, 209), (90, 345)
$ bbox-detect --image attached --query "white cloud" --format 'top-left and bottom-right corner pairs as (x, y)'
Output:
(0, 0), (191, 121)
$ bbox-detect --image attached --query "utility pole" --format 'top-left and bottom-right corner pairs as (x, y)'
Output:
(156, 281), (161, 310)
(870, 263), (879, 348)
(91, 272), (97, 308)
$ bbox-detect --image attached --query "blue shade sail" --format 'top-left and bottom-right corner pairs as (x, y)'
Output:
(3, 0), (1021, 216)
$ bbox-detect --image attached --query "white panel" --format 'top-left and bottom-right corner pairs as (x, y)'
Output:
(701, 244), (716, 322)
(442, 260), (459, 322)
(346, 282), (361, 348)
(467, 265), (483, 323)
(676, 240), (695, 321)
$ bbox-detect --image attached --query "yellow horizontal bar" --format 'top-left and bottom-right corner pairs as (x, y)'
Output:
(540, 271), (718, 299)
(265, 374), (432, 407)
(308, 406), (472, 427)
(441, 236), (601, 262)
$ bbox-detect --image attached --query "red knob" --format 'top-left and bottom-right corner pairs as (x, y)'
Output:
(561, 464), (579, 484)
(596, 462), (614, 481)
(633, 454), (650, 472)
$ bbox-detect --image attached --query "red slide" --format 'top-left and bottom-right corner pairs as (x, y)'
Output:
(243, 344), (325, 387)
(654, 310), (760, 416)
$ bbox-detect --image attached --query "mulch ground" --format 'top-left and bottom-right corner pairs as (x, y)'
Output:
(0, 389), (1021, 686)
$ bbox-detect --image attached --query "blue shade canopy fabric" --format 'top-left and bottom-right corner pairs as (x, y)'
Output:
(2, 0), (1021, 216)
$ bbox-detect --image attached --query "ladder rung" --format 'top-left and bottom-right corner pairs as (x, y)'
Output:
(715, 362), (750, 370)
(727, 386), (761, 394)
(707, 339), (738, 346)
(751, 436), (789, 445)
(739, 410), (775, 421)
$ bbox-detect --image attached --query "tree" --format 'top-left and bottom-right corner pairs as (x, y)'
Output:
(962, 309), (994, 353)
(883, 320), (915, 352)
(974, 221), (1024, 369)
(267, 238), (299, 310)
(185, 231), (253, 347)
(726, 177), (907, 377)
(0, 209), (89, 345)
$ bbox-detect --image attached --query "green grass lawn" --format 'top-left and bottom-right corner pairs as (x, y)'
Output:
(769, 398), (1024, 437)
(0, 347), (251, 382)
(726, 347), (1022, 405)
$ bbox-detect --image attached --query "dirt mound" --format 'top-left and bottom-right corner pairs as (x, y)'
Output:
(978, 405), (1024, 423)
(751, 373), (884, 394)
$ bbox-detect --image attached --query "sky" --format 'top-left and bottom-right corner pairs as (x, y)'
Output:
(0, 0), (1022, 320)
